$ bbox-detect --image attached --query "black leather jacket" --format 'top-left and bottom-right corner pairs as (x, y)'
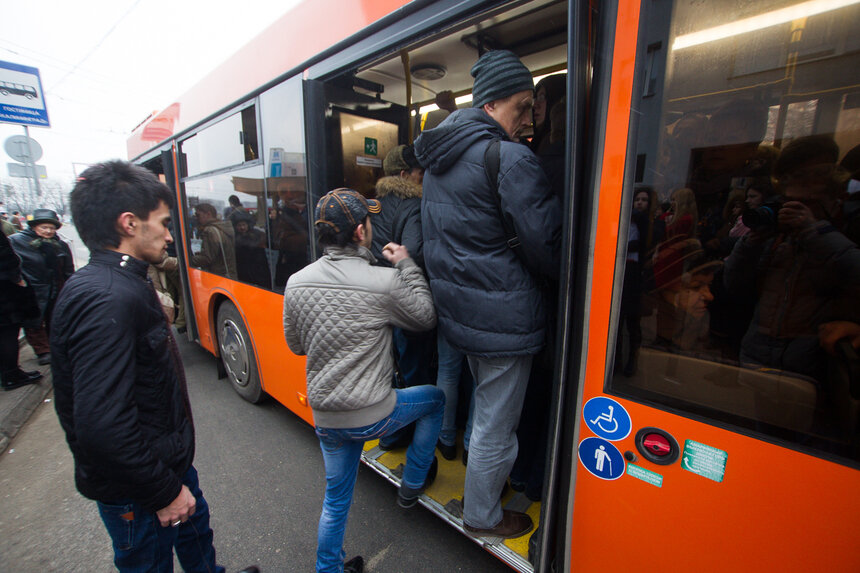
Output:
(8, 227), (73, 314)
(51, 250), (194, 511)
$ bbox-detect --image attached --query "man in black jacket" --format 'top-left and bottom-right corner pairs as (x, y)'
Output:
(51, 161), (226, 572)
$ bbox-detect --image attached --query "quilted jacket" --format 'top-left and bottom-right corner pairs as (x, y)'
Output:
(282, 245), (436, 428)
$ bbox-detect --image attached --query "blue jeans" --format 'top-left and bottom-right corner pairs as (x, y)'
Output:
(463, 355), (532, 529)
(436, 331), (474, 450)
(315, 385), (444, 573)
(96, 465), (225, 573)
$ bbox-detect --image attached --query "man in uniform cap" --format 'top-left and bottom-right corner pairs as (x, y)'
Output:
(414, 49), (562, 538)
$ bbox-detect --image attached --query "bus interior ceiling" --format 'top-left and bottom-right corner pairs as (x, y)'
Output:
(352, 0), (568, 125)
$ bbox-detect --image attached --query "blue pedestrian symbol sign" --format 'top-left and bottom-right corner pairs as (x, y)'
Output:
(583, 396), (631, 441)
(578, 437), (625, 480)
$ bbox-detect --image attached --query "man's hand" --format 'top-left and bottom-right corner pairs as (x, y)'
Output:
(382, 242), (410, 266)
(155, 485), (196, 527)
(819, 321), (860, 355)
(778, 201), (816, 233)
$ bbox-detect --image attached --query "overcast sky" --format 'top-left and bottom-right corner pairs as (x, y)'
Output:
(0, 0), (302, 185)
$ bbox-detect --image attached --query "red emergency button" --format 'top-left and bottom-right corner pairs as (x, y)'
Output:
(635, 427), (680, 465)
(643, 433), (671, 456)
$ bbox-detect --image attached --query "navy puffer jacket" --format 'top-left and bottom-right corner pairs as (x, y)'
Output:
(415, 108), (562, 357)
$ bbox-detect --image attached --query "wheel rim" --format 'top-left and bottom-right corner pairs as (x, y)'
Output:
(219, 318), (250, 387)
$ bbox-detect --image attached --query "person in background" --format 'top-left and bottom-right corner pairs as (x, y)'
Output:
(415, 49), (561, 539)
(283, 188), (442, 573)
(11, 211), (25, 231)
(0, 230), (42, 390)
(530, 74), (566, 155)
(1, 212), (16, 236)
(191, 203), (237, 279)
(233, 213), (270, 287)
(662, 187), (698, 239)
(8, 209), (74, 366)
(51, 161), (242, 573)
(369, 144), (437, 450)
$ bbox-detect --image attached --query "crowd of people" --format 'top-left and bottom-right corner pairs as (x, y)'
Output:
(6, 44), (860, 573)
(618, 126), (860, 400)
(0, 206), (72, 390)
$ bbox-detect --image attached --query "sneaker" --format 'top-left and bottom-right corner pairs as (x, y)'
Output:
(464, 509), (534, 539)
(37, 353), (51, 365)
(397, 457), (438, 508)
(344, 555), (364, 573)
(437, 440), (456, 461)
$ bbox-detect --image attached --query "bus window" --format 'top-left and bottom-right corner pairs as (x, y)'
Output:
(612, 0), (860, 465)
(183, 165), (268, 286)
(259, 76), (312, 290)
(181, 104), (259, 178)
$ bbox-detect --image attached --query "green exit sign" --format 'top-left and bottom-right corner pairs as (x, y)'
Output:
(364, 137), (378, 156)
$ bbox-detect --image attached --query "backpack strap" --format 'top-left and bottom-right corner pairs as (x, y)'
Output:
(484, 139), (523, 255)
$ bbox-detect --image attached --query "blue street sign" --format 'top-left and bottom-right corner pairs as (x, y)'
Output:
(0, 61), (50, 128)
(583, 396), (632, 441)
(578, 437), (625, 480)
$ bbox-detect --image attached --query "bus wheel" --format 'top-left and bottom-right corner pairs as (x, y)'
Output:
(216, 301), (264, 403)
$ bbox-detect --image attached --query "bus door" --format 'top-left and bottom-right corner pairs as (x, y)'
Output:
(303, 78), (409, 242)
(562, 0), (860, 570)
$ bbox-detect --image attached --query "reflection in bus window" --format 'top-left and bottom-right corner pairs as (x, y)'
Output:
(182, 166), (269, 286)
(269, 177), (309, 289)
(614, 0), (860, 464)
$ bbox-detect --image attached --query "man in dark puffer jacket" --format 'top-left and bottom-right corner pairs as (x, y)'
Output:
(414, 50), (562, 539)
(51, 161), (226, 572)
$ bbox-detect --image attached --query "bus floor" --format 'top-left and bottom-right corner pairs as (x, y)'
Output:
(362, 438), (539, 572)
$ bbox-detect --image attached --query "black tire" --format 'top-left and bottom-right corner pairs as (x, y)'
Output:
(216, 300), (265, 403)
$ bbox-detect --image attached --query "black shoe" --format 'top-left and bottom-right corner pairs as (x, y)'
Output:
(2, 370), (42, 391)
(37, 352), (51, 365)
(464, 509), (534, 539)
(397, 456), (438, 508)
(19, 369), (42, 381)
(236, 567), (260, 573)
(510, 479), (526, 493)
(176, 326), (187, 334)
(344, 555), (364, 573)
(462, 449), (468, 466)
(437, 440), (456, 461)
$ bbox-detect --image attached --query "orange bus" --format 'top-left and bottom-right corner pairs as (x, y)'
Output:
(128, 1), (860, 571)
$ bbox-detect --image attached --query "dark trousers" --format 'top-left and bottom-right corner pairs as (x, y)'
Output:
(0, 323), (21, 379)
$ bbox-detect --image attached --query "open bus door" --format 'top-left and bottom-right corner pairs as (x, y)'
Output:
(560, 1), (860, 570)
(303, 77), (409, 243)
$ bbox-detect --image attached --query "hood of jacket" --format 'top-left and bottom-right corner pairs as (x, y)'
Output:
(375, 175), (422, 199)
(203, 219), (235, 239)
(414, 108), (508, 175)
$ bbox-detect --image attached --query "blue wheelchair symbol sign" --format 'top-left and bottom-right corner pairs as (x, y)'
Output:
(583, 396), (631, 441)
(578, 437), (625, 480)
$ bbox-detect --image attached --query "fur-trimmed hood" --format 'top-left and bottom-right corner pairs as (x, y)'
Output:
(375, 175), (422, 199)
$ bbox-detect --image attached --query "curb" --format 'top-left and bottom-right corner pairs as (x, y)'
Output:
(0, 379), (52, 453)
(0, 340), (53, 453)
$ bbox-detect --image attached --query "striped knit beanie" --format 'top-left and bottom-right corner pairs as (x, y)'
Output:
(471, 50), (534, 108)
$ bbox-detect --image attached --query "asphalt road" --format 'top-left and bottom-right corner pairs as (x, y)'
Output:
(0, 331), (512, 572)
